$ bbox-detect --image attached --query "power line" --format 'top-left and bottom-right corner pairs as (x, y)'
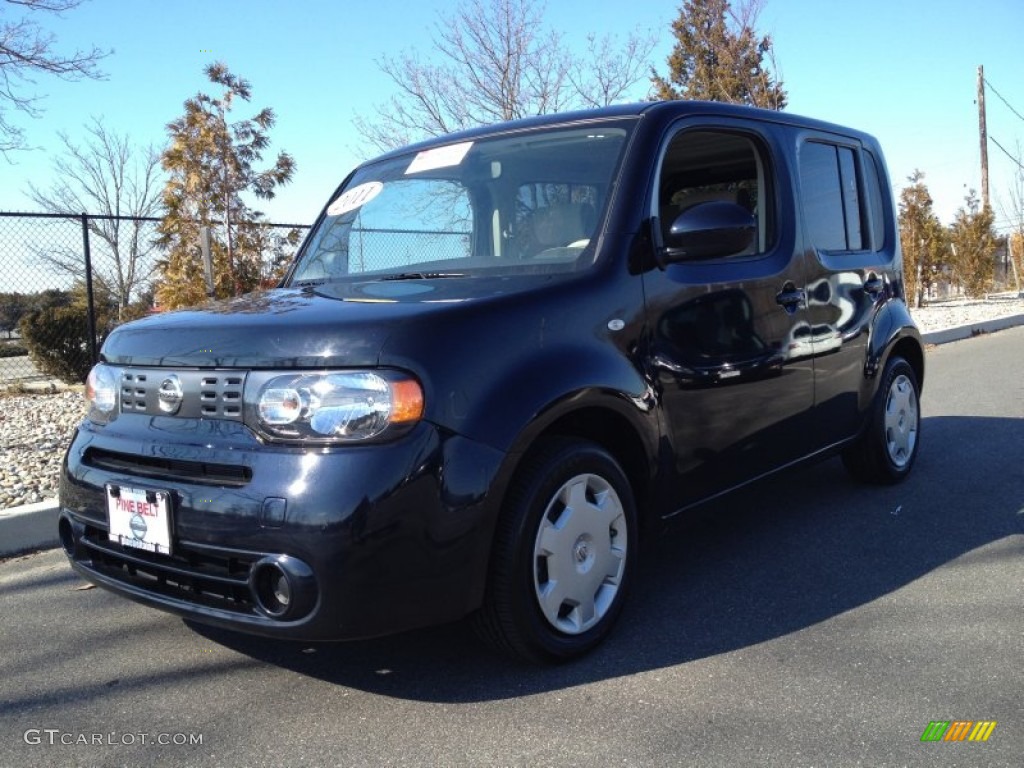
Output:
(984, 76), (1024, 124)
(989, 134), (1024, 172)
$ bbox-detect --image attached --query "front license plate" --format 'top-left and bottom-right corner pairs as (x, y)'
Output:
(106, 485), (173, 555)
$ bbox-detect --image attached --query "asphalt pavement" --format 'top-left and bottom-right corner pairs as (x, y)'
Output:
(0, 326), (1021, 767)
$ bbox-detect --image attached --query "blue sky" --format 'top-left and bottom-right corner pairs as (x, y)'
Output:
(1, 0), (1022, 233)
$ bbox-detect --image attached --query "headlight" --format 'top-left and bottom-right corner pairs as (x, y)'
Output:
(85, 364), (119, 424)
(251, 371), (423, 443)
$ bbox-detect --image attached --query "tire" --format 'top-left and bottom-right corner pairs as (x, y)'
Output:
(842, 354), (920, 484)
(474, 438), (638, 663)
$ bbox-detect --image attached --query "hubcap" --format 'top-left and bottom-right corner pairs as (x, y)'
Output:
(533, 473), (627, 635)
(884, 373), (918, 468)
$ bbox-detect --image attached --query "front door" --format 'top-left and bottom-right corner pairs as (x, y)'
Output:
(643, 122), (815, 507)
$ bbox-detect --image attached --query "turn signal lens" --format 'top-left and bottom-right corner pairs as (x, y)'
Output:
(389, 379), (424, 424)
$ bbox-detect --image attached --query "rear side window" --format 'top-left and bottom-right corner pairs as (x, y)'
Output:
(800, 141), (885, 252)
(863, 151), (887, 250)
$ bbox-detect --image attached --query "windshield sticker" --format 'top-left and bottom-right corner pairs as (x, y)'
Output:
(326, 182), (384, 216)
(404, 141), (473, 175)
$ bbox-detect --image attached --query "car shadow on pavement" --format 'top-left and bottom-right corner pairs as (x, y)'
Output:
(188, 414), (1024, 702)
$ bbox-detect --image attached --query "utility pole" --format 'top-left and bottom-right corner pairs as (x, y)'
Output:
(978, 65), (990, 210)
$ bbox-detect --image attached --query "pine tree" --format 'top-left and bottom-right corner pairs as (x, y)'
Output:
(898, 170), (947, 307)
(651, 0), (786, 109)
(949, 191), (997, 299)
(1010, 232), (1024, 294)
(156, 63), (295, 310)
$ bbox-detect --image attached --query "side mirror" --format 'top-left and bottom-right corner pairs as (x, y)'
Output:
(662, 201), (756, 263)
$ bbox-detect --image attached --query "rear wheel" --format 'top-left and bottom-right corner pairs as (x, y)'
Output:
(475, 438), (637, 662)
(842, 355), (920, 484)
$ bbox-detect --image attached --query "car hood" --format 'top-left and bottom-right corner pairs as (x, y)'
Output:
(100, 278), (541, 368)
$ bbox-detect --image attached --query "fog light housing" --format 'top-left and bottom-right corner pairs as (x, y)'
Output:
(249, 556), (317, 620)
(271, 571), (291, 608)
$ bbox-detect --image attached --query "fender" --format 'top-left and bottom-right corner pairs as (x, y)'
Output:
(867, 298), (925, 392)
(378, 264), (655, 453)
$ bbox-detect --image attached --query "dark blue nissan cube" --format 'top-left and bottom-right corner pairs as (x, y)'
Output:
(59, 101), (923, 662)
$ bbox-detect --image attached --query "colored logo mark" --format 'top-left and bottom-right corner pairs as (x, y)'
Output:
(920, 721), (997, 742)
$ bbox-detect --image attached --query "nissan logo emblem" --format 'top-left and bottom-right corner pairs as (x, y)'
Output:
(157, 375), (184, 414)
(129, 513), (148, 540)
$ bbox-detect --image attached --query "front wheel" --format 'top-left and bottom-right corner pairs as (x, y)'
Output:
(842, 354), (921, 484)
(475, 438), (637, 663)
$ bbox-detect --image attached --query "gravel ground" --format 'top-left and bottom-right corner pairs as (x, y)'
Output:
(1, 295), (1022, 510)
(0, 391), (86, 509)
(910, 293), (1024, 334)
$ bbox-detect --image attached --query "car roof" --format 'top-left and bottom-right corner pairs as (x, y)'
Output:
(366, 101), (879, 165)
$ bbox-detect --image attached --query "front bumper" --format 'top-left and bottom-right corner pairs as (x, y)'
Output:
(59, 413), (506, 641)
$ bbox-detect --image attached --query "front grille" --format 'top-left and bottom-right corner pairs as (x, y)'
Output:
(121, 371), (149, 412)
(79, 522), (261, 615)
(117, 368), (246, 421)
(84, 447), (252, 487)
(198, 374), (244, 419)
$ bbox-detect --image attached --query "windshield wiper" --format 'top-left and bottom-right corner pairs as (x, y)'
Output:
(379, 272), (467, 281)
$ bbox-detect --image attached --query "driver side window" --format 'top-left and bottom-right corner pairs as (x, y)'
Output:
(658, 129), (774, 257)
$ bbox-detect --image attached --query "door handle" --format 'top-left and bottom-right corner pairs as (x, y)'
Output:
(775, 282), (805, 314)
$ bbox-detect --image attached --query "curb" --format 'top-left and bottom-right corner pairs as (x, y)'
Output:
(0, 498), (60, 557)
(3, 314), (1023, 558)
(919, 313), (1024, 345)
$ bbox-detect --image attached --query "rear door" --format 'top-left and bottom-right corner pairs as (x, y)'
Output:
(643, 119), (816, 507)
(795, 135), (896, 446)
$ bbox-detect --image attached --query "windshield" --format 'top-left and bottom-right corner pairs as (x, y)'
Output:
(288, 121), (633, 284)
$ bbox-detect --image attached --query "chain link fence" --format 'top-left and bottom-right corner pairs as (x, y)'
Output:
(0, 212), (309, 387)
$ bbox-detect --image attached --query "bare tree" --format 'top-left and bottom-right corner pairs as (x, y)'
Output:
(1000, 141), (1024, 294)
(571, 32), (657, 109)
(353, 0), (656, 153)
(0, 0), (109, 155)
(26, 117), (163, 320)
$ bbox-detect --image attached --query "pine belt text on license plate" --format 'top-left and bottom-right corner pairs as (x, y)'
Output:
(106, 485), (172, 555)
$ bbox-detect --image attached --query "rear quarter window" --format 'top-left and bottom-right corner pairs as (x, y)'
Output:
(799, 140), (887, 253)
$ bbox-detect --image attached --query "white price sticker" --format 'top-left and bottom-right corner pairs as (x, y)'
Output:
(405, 141), (473, 175)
